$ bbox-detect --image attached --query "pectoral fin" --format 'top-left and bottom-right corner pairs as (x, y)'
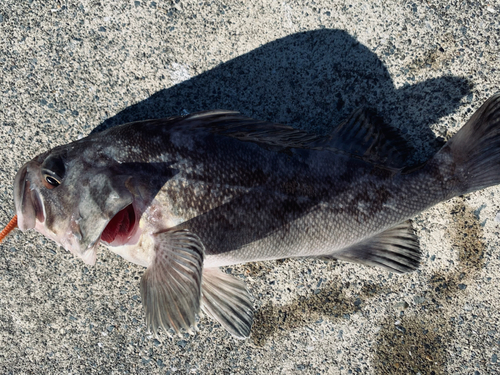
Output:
(140, 229), (205, 336)
(329, 220), (421, 273)
(201, 268), (254, 339)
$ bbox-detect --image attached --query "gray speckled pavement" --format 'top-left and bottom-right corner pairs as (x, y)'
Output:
(0, 1), (499, 374)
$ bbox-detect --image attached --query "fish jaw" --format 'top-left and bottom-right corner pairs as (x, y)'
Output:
(26, 194), (138, 266)
(14, 165), (88, 263)
(13, 151), (137, 265)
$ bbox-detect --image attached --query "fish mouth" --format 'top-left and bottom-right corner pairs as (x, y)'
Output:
(14, 163), (46, 231)
(100, 204), (138, 247)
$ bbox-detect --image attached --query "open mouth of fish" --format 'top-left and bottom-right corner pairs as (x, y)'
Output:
(100, 204), (138, 247)
(15, 175), (139, 250)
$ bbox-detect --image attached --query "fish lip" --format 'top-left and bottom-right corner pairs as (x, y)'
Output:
(14, 162), (45, 231)
(31, 188), (46, 224)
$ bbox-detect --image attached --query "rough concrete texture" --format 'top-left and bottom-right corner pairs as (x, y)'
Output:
(0, 0), (499, 374)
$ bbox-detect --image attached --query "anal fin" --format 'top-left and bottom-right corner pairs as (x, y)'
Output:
(327, 221), (421, 274)
(201, 268), (254, 339)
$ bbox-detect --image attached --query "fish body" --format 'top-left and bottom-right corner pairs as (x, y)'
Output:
(12, 94), (500, 338)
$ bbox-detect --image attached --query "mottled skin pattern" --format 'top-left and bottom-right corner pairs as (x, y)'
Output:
(12, 94), (500, 337)
(15, 111), (460, 268)
(170, 140), (455, 267)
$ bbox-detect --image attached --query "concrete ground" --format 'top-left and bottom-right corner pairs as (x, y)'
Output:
(0, 0), (499, 373)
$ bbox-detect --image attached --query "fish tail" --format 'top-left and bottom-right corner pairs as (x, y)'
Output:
(432, 93), (500, 196)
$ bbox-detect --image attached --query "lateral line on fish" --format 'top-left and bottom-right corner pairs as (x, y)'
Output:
(0, 215), (17, 243)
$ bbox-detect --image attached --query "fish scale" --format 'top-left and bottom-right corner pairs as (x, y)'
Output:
(198, 164), (435, 266)
(5, 95), (500, 338)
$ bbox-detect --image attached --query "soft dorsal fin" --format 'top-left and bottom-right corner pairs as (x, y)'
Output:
(313, 108), (413, 168)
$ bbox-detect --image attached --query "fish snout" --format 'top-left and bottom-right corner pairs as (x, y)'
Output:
(14, 162), (45, 231)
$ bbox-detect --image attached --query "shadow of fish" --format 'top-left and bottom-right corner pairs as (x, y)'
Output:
(9, 94), (500, 339)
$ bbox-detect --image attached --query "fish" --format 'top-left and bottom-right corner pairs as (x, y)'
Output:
(6, 93), (500, 339)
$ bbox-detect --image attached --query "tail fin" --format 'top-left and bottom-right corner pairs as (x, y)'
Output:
(438, 93), (500, 195)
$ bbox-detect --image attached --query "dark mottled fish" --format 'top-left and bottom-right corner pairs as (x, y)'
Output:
(7, 94), (500, 338)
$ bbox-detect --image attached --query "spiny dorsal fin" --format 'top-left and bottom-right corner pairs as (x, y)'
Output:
(184, 110), (323, 150)
(184, 109), (412, 167)
(326, 220), (421, 274)
(315, 108), (413, 169)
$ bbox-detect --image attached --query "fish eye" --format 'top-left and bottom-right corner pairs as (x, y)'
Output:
(41, 154), (65, 189)
(43, 175), (61, 189)
(42, 155), (65, 177)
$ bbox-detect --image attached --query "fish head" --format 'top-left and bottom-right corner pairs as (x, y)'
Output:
(13, 145), (137, 265)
